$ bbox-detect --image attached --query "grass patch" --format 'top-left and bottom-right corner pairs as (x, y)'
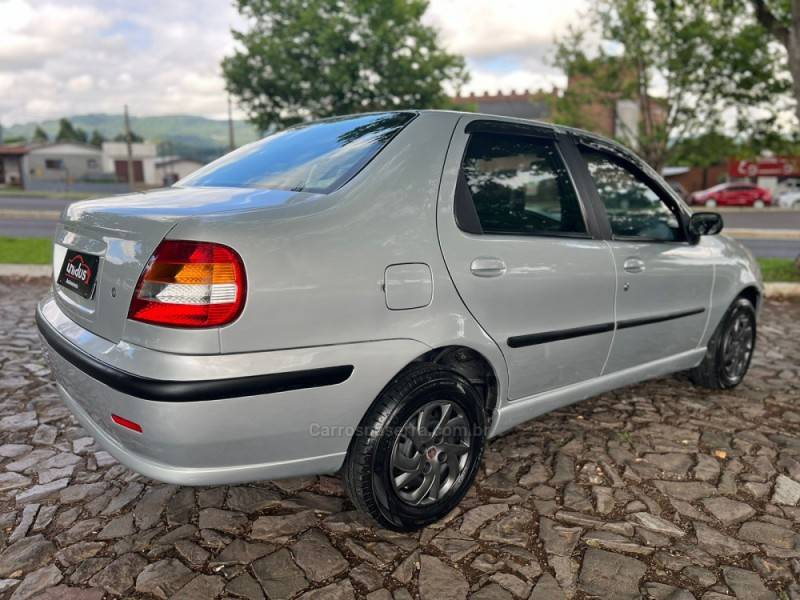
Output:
(0, 237), (52, 264)
(758, 258), (800, 283)
(0, 238), (797, 283)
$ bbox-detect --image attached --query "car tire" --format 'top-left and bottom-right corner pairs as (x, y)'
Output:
(343, 363), (486, 531)
(754, 199), (765, 209)
(689, 297), (756, 390)
(705, 199), (717, 208)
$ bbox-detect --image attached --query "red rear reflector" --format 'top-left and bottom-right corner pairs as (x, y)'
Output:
(128, 240), (246, 328)
(111, 414), (143, 433)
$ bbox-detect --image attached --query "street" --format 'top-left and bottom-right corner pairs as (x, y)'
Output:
(0, 196), (798, 258)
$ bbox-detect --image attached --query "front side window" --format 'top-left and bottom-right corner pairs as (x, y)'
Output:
(179, 112), (415, 194)
(461, 133), (586, 236)
(583, 149), (683, 242)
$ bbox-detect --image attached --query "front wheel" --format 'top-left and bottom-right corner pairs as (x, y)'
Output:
(689, 298), (756, 389)
(705, 198), (717, 208)
(344, 364), (486, 531)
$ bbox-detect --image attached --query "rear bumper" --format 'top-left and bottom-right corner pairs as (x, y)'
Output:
(37, 295), (429, 485)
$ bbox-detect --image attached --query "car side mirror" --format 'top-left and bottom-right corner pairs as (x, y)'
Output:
(688, 212), (723, 242)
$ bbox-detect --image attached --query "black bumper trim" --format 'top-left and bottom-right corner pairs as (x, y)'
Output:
(36, 309), (354, 402)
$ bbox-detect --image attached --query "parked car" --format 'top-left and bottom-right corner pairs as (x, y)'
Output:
(690, 182), (772, 208)
(38, 111), (762, 530)
(778, 190), (800, 209)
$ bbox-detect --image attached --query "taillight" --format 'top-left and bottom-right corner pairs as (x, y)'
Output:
(128, 240), (246, 328)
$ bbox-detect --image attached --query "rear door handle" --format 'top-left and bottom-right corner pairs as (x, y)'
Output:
(470, 257), (506, 277)
(623, 258), (646, 274)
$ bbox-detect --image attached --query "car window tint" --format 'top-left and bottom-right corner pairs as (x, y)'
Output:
(582, 150), (682, 242)
(179, 112), (414, 194)
(461, 133), (586, 236)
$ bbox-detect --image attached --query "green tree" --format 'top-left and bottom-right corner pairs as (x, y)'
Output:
(748, 0), (799, 124)
(55, 118), (88, 144)
(554, 0), (790, 170)
(2, 135), (27, 145)
(222, 0), (468, 131)
(32, 126), (49, 143)
(89, 129), (106, 147)
(113, 131), (144, 143)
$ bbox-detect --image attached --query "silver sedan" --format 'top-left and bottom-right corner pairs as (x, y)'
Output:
(38, 110), (761, 530)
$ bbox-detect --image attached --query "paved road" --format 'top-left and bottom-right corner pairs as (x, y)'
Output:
(0, 196), (74, 212)
(0, 219), (57, 239)
(0, 196), (798, 258)
(719, 210), (800, 230)
(738, 238), (799, 259)
(1, 280), (799, 599)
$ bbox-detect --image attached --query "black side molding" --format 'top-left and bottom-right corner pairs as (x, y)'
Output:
(36, 310), (353, 402)
(507, 307), (705, 348)
(616, 307), (706, 330)
(508, 322), (614, 348)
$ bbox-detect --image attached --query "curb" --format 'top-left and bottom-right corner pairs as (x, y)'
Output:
(765, 282), (800, 300)
(0, 264), (52, 280)
(725, 228), (800, 240)
(0, 209), (61, 220)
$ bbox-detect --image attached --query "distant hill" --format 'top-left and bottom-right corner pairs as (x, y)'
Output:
(3, 114), (261, 163)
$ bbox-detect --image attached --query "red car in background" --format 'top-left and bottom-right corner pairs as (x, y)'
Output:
(689, 182), (772, 208)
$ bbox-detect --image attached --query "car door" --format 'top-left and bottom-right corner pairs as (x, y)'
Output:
(575, 141), (713, 373)
(437, 119), (617, 400)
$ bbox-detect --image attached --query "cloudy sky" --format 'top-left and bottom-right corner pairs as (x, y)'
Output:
(0, 0), (589, 127)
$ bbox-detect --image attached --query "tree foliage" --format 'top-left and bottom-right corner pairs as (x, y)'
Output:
(554, 0), (791, 170)
(747, 0), (800, 123)
(222, 0), (468, 131)
(32, 126), (48, 143)
(113, 131), (143, 143)
(89, 129), (106, 148)
(55, 118), (88, 144)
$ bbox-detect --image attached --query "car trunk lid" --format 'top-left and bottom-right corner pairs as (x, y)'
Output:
(52, 186), (303, 344)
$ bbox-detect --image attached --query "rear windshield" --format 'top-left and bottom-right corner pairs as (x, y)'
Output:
(179, 112), (415, 194)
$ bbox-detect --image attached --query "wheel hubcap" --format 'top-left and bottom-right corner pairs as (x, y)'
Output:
(390, 400), (471, 506)
(721, 310), (754, 382)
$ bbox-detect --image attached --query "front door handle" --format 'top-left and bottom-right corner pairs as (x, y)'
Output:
(623, 258), (646, 274)
(470, 257), (506, 277)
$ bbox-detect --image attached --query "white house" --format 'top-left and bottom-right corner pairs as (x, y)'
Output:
(26, 142), (104, 182)
(101, 142), (158, 186)
(154, 156), (204, 185)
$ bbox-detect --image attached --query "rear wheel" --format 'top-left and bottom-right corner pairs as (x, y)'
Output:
(344, 364), (486, 531)
(705, 198), (717, 208)
(689, 298), (756, 389)
(754, 199), (765, 209)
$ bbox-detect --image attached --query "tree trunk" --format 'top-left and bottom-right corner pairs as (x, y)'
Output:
(791, 0), (800, 124)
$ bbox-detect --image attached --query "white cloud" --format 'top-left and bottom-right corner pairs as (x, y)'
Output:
(424, 0), (589, 58)
(0, 0), (586, 126)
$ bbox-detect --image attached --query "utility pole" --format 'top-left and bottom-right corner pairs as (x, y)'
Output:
(124, 104), (134, 191)
(227, 94), (235, 152)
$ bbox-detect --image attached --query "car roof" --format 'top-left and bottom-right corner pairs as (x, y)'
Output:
(416, 109), (645, 164)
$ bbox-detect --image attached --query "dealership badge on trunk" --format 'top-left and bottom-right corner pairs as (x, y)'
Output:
(57, 250), (100, 299)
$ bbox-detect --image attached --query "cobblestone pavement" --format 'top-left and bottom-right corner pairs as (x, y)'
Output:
(1, 279), (799, 600)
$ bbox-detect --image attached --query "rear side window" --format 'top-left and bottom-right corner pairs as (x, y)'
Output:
(460, 133), (587, 236)
(582, 149), (683, 242)
(179, 112), (415, 194)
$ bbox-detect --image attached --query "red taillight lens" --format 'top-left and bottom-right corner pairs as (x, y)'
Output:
(128, 240), (246, 328)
